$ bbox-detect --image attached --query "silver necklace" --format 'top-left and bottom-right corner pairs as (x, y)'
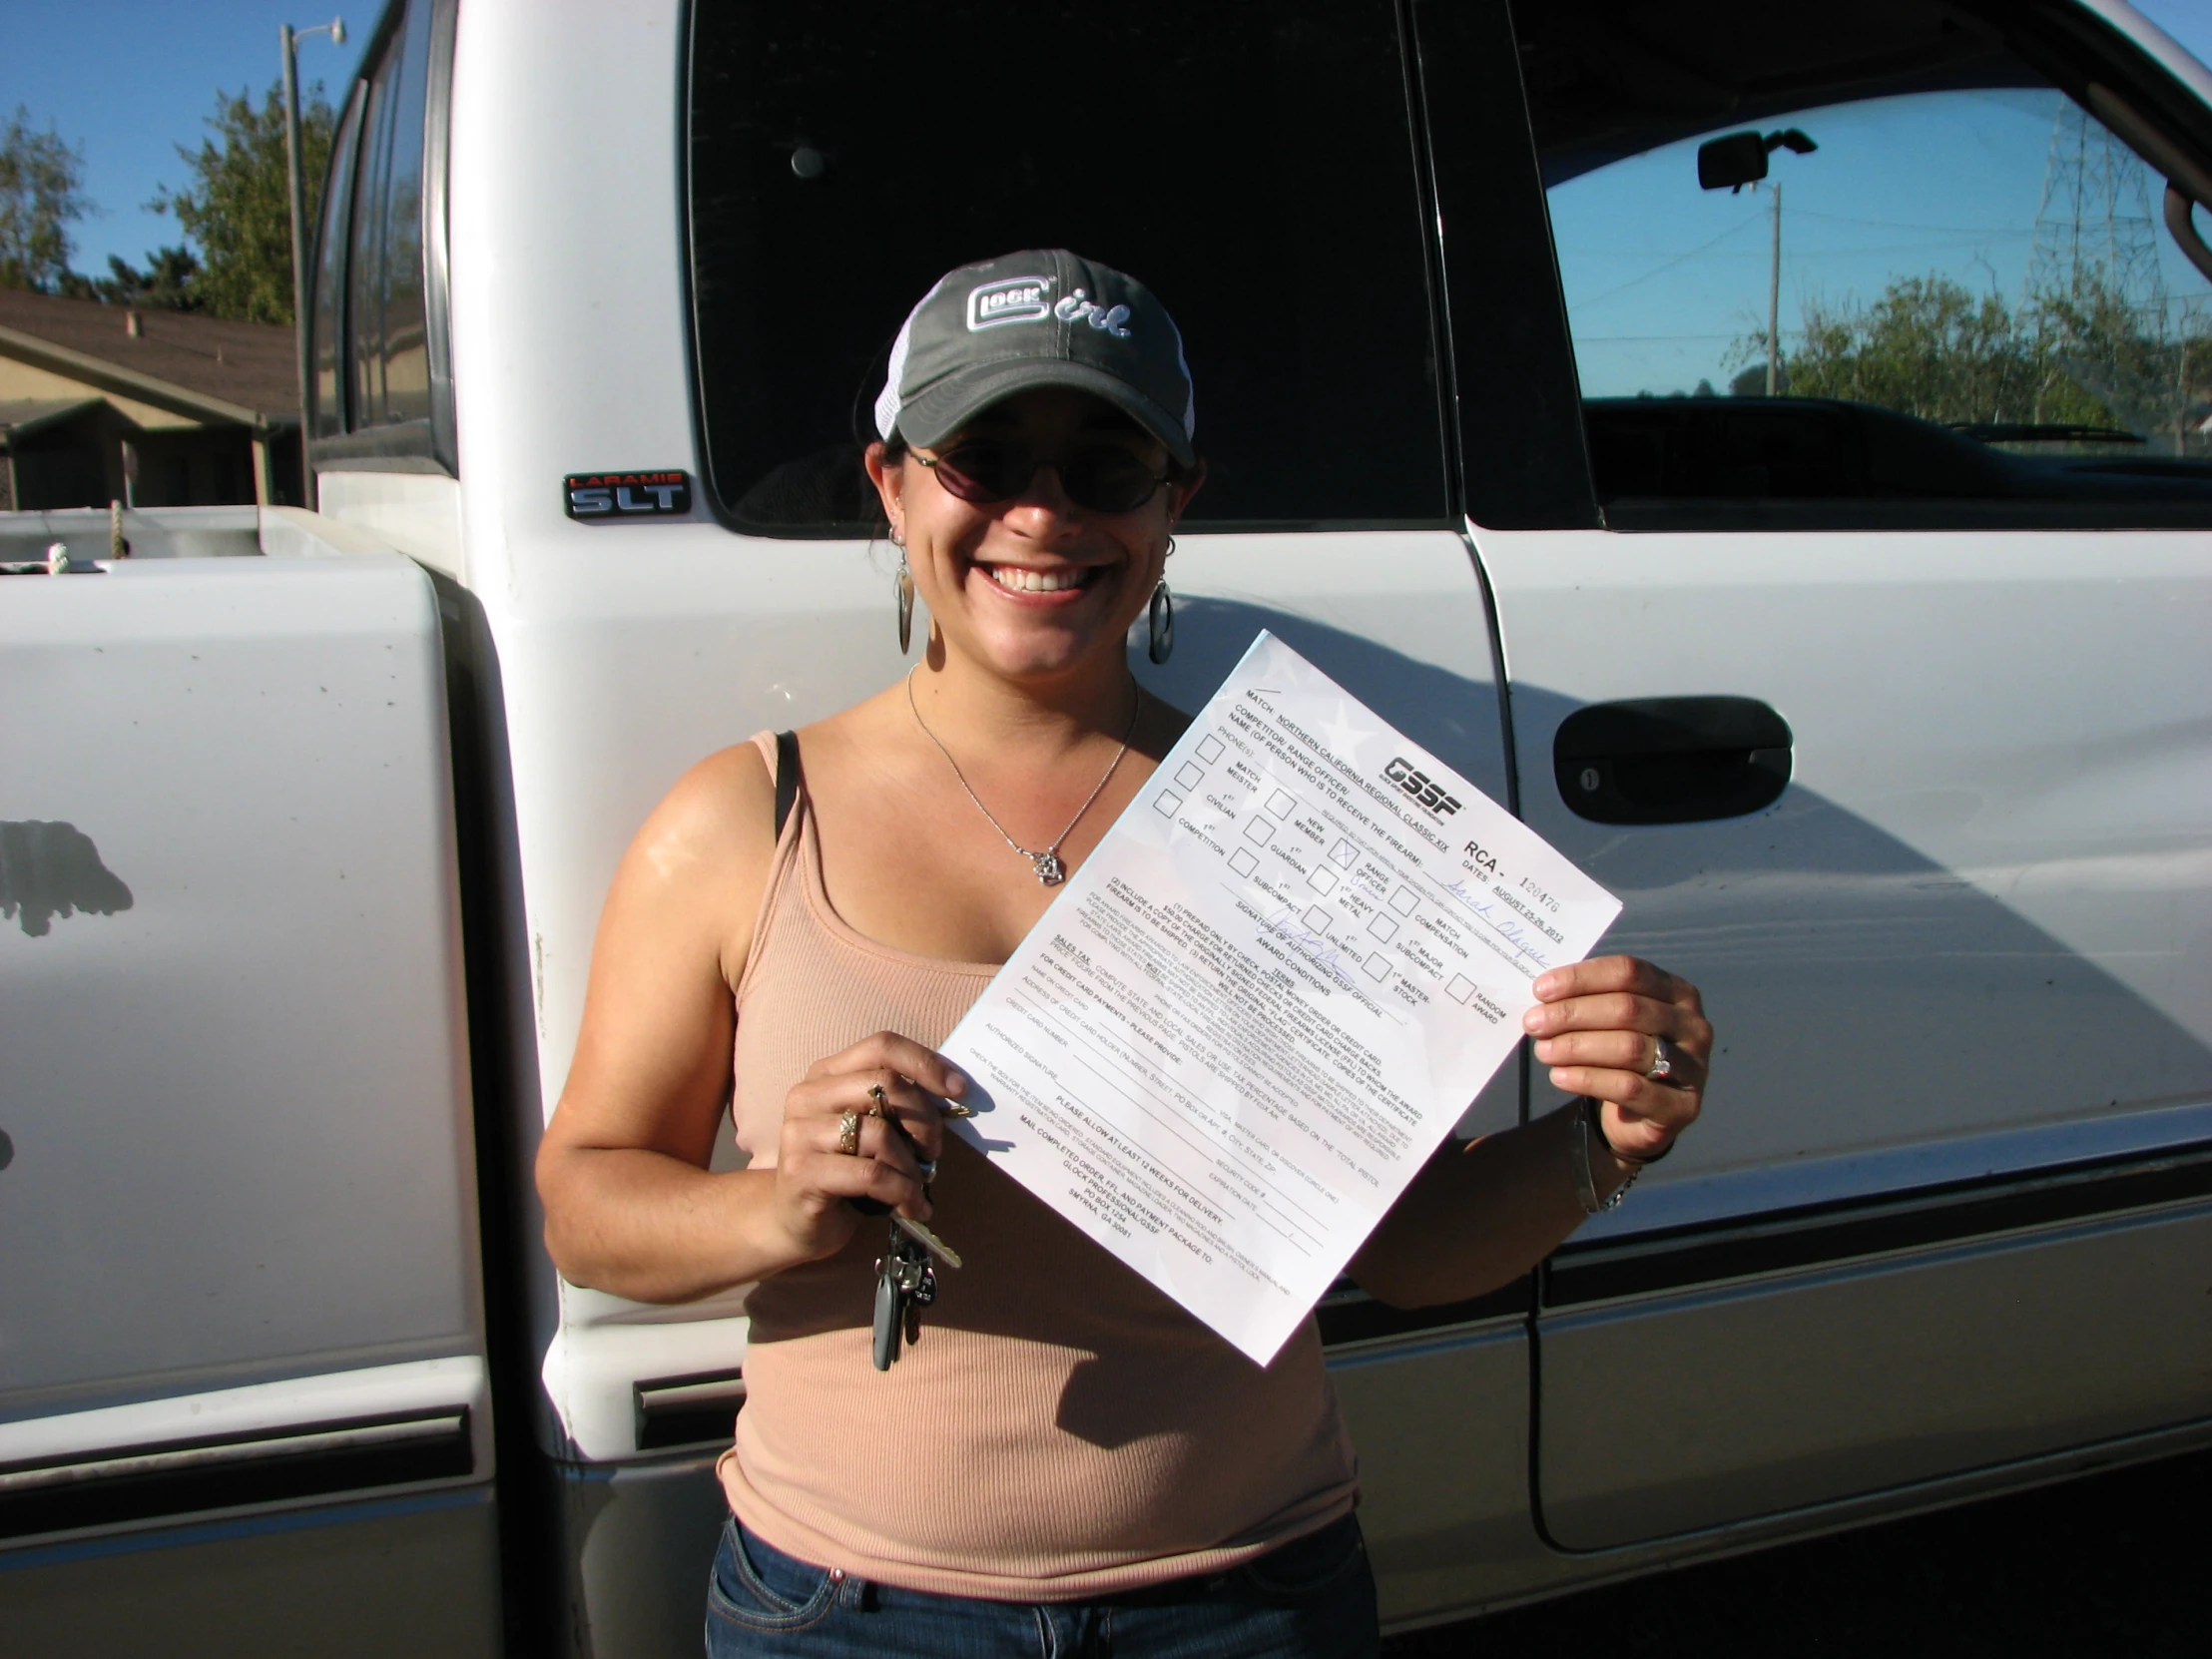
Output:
(906, 669), (1141, 885)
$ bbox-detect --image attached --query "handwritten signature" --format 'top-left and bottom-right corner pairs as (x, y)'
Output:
(1441, 880), (1553, 970)
(1258, 904), (1358, 989)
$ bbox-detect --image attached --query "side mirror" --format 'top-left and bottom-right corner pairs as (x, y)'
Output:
(1698, 132), (1769, 191)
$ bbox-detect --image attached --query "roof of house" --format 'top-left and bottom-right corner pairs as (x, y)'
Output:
(0, 397), (106, 440)
(0, 287), (299, 430)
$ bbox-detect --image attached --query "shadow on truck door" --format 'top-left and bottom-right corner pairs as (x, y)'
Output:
(1145, 595), (2212, 1572)
(428, 573), (562, 1656)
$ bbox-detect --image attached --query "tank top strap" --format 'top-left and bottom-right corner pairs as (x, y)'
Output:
(735, 730), (811, 1008)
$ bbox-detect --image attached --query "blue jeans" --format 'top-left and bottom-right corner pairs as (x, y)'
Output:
(704, 1512), (1381, 1658)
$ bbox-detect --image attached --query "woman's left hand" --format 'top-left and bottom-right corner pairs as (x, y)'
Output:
(1523, 955), (1711, 1162)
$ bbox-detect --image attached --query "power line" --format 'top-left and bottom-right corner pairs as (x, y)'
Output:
(1566, 217), (2031, 252)
(1569, 213), (1765, 309)
(1574, 332), (1741, 342)
(1569, 236), (2024, 261)
(1787, 209), (2033, 235)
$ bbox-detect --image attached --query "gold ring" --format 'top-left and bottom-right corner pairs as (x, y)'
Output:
(866, 1084), (889, 1119)
(836, 1110), (861, 1155)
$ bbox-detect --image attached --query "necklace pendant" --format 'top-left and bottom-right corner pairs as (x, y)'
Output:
(1031, 850), (1065, 885)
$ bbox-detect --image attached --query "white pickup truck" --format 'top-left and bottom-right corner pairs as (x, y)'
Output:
(5, 1), (2210, 1653)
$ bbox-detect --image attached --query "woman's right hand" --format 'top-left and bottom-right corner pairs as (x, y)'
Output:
(771, 1031), (968, 1263)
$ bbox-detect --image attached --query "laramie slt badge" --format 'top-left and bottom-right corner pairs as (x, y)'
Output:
(564, 470), (691, 521)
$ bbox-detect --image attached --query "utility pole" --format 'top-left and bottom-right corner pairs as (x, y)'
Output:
(1768, 181), (1783, 396)
(1698, 127), (1813, 395)
(282, 18), (345, 506)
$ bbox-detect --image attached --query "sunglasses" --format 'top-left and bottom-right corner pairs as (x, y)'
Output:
(914, 439), (1174, 515)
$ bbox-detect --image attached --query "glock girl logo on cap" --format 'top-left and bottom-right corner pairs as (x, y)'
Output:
(1054, 288), (1132, 337)
(968, 276), (1054, 329)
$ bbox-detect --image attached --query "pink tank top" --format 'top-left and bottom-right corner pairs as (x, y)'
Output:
(716, 733), (1359, 1600)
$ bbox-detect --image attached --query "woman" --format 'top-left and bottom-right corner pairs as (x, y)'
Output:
(536, 250), (1711, 1656)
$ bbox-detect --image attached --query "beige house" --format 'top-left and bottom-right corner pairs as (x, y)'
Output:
(0, 288), (302, 511)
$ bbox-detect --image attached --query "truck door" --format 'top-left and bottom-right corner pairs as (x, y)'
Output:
(0, 513), (500, 1655)
(1419, 0), (2212, 1550)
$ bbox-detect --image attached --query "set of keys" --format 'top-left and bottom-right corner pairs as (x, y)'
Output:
(858, 1206), (962, 1371)
(849, 1084), (964, 1371)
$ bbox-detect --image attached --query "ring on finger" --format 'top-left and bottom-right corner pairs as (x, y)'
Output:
(836, 1110), (862, 1156)
(866, 1083), (889, 1120)
(1645, 1036), (1680, 1083)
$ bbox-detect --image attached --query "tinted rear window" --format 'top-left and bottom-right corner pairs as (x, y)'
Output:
(688, 1), (1447, 532)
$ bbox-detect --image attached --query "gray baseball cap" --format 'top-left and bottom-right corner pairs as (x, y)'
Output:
(873, 250), (1197, 468)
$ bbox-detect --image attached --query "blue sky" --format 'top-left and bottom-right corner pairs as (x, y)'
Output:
(1, 1), (369, 279)
(4, 0), (2210, 339)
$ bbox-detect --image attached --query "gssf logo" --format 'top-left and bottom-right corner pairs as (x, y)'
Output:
(1383, 757), (1462, 819)
(565, 470), (691, 521)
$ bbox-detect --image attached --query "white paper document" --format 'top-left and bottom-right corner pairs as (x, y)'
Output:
(942, 633), (1622, 1364)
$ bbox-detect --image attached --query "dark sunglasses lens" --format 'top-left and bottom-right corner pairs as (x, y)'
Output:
(933, 442), (1027, 503)
(1062, 448), (1161, 513)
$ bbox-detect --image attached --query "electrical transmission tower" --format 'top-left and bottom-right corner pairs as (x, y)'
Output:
(2022, 99), (2167, 328)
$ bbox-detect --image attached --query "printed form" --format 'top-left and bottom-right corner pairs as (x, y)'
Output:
(943, 633), (1621, 1365)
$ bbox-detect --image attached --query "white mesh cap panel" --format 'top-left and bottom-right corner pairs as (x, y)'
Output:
(874, 275), (951, 440)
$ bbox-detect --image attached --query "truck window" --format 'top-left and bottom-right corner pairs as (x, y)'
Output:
(688, 1), (1447, 533)
(348, 0), (437, 431)
(1515, 0), (2212, 525)
(309, 85), (365, 439)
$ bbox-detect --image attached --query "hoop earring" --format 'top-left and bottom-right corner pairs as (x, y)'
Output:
(894, 552), (915, 655)
(1148, 579), (1174, 664)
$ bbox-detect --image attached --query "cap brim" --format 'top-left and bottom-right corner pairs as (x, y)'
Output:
(892, 360), (1196, 469)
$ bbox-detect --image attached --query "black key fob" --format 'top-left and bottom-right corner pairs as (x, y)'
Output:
(871, 1266), (901, 1372)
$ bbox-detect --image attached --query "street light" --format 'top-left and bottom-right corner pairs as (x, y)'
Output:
(282, 16), (345, 505)
(1698, 127), (1818, 395)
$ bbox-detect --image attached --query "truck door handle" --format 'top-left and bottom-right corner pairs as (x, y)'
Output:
(1553, 697), (1792, 825)
(633, 1369), (748, 1452)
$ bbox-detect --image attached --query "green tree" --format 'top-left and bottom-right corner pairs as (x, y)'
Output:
(1732, 270), (2212, 446)
(76, 246), (207, 311)
(1808, 276), (2039, 423)
(0, 106), (90, 293)
(1732, 275), (2051, 424)
(153, 81), (333, 324)
(2023, 276), (2205, 437)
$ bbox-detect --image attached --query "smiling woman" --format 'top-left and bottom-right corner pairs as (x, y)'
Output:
(862, 251), (1195, 713)
(532, 249), (1712, 1658)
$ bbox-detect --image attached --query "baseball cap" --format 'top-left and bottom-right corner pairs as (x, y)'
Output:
(873, 250), (1197, 468)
